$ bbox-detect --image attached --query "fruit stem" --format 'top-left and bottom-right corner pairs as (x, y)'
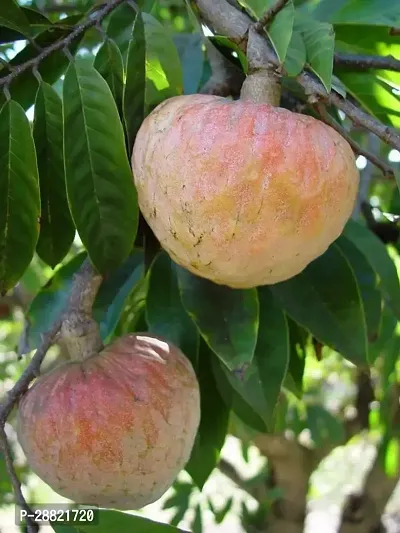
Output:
(60, 260), (104, 361)
(240, 26), (281, 106)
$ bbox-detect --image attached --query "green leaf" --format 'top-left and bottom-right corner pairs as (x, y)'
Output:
(271, 244), (368, 365)
(107, 7), (183, 108)
(106, 2), (136, 57)
(213, 288), (289, 431)
(239, 0), (295, 62)
(33, 82), (74, 268)
(334, 25), (400, 88)
(0, 0), (30, 36)
(25, 250), (145, 352)
(212, 356), (267, 433)
(369, 305), (397, 364)
(63, 60), (138, 274)
(284, 29), (306, 77)
(177, 267), (259, 371)
(24, 253), (87, 353)
(335, 235), (382, 341)
(142, 12), (183, 107)
(53, 510), (185, 533)
(173, 33), (205, 94)
(209, 35), (248, 73)
(93, 249), (145, 342)
(336, 72), (400, 129)
(296, 15), (334, 91)
(94, 38), (124, 119)
(123, 12), (146, 152)
(254, 287), (290, 427)
(0, 15), (84, 110)
(0, 7), (51, 43)
(330, 0), (400, 26)
(186, 340), (229, 489)
(307, 405), (345, 447)
(343, 220), (400, 321)
(0, 100), (40, 295)
(146, 253), (199, 367)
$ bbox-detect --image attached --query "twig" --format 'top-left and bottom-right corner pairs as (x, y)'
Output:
(298, 72), (400, 152)
(253, 0), (291, 33)
(0, 428), (38, 533)
(0, 0), (128, 89)
(334, 52), (400, 73)
(389, 28), (400, 36)
(193, 0), (400, 153)
(315, 104), (395, 179)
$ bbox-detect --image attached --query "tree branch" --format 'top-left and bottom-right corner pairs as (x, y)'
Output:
(194, 0), (400, 153)
(315, 104), (395, 179)
(253, 0), (291, 33)
(334, 52), (400, 73)
(0, 0), (128, 89)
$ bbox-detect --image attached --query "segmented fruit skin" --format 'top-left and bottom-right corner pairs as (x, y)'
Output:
(132, 94), (359, 287)
(17, 334), (200, 510)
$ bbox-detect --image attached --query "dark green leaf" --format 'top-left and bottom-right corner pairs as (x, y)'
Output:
(33, 82), (74, 268)
(123, 11), (146, 152)
(93, 249), (144, 342)
(94, 38), (124, 119)
(146, 253), (199, 367)
(63, 60), (138, 274)
(271, 244), (368, 365)
(0, 99), (40, 295)
(284, 29), (306, 77)
(0, 7), (51, 43)
(307, 405), (345, 447)
(343, 220), (400, 321)
(24, 253), (86, 352)
(162, 480), (193, 526)
(177, 267), (259, 371)
(0, 0), (30, 36)
(0, 15), (84, 110)
(212, 288), (289, 431)
(255, 288), (290, 427)
(54, 510), (185, 533)
(296, 15), (334, 91)
(336, 235), (382, 341)
(239, 0), (295, 62)
(286, 320), (307, 397)
(212, 356), (267, 433)
(209, 35), (248, 73)
(106, 2), (136, 57)
(191, 504), (203, 533)
(173, 33), (204, 94)
(186, 341), (229, 489)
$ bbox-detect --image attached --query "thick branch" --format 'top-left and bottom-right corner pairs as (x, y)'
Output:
(334, 52), (400, 73)
(194, 0), (400, 152)
(0, 0), (128, 89)
(253, 0), (291, 33)
(315, 104), (395, 179)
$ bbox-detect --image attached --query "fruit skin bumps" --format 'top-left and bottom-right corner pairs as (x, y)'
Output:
(132, 94), (360, 288)
(17, 334), (201, 510)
